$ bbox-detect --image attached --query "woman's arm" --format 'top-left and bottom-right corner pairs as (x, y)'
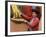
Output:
(27, 18), (39, 27)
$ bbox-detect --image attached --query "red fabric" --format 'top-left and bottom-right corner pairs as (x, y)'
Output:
(22, 6), (32, 20)
(21, 6), (39, 31)
(21, 14), (32, 20)
(28, 17), (39, 31)
(31, 17), (39, 27)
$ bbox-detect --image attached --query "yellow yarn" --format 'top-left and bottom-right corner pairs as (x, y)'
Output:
(12, 4), (21, 18)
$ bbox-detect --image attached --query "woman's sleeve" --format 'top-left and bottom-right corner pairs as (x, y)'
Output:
(21, 14), (32, 20)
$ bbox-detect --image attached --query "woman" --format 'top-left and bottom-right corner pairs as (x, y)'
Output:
(21, 10), (40, 31)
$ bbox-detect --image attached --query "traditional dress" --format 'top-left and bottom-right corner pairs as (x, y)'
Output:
(21, 6), (39, 31)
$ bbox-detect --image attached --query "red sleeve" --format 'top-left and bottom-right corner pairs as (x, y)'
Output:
(31, 18), (39, 27)
(21, 14), (32, 20)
